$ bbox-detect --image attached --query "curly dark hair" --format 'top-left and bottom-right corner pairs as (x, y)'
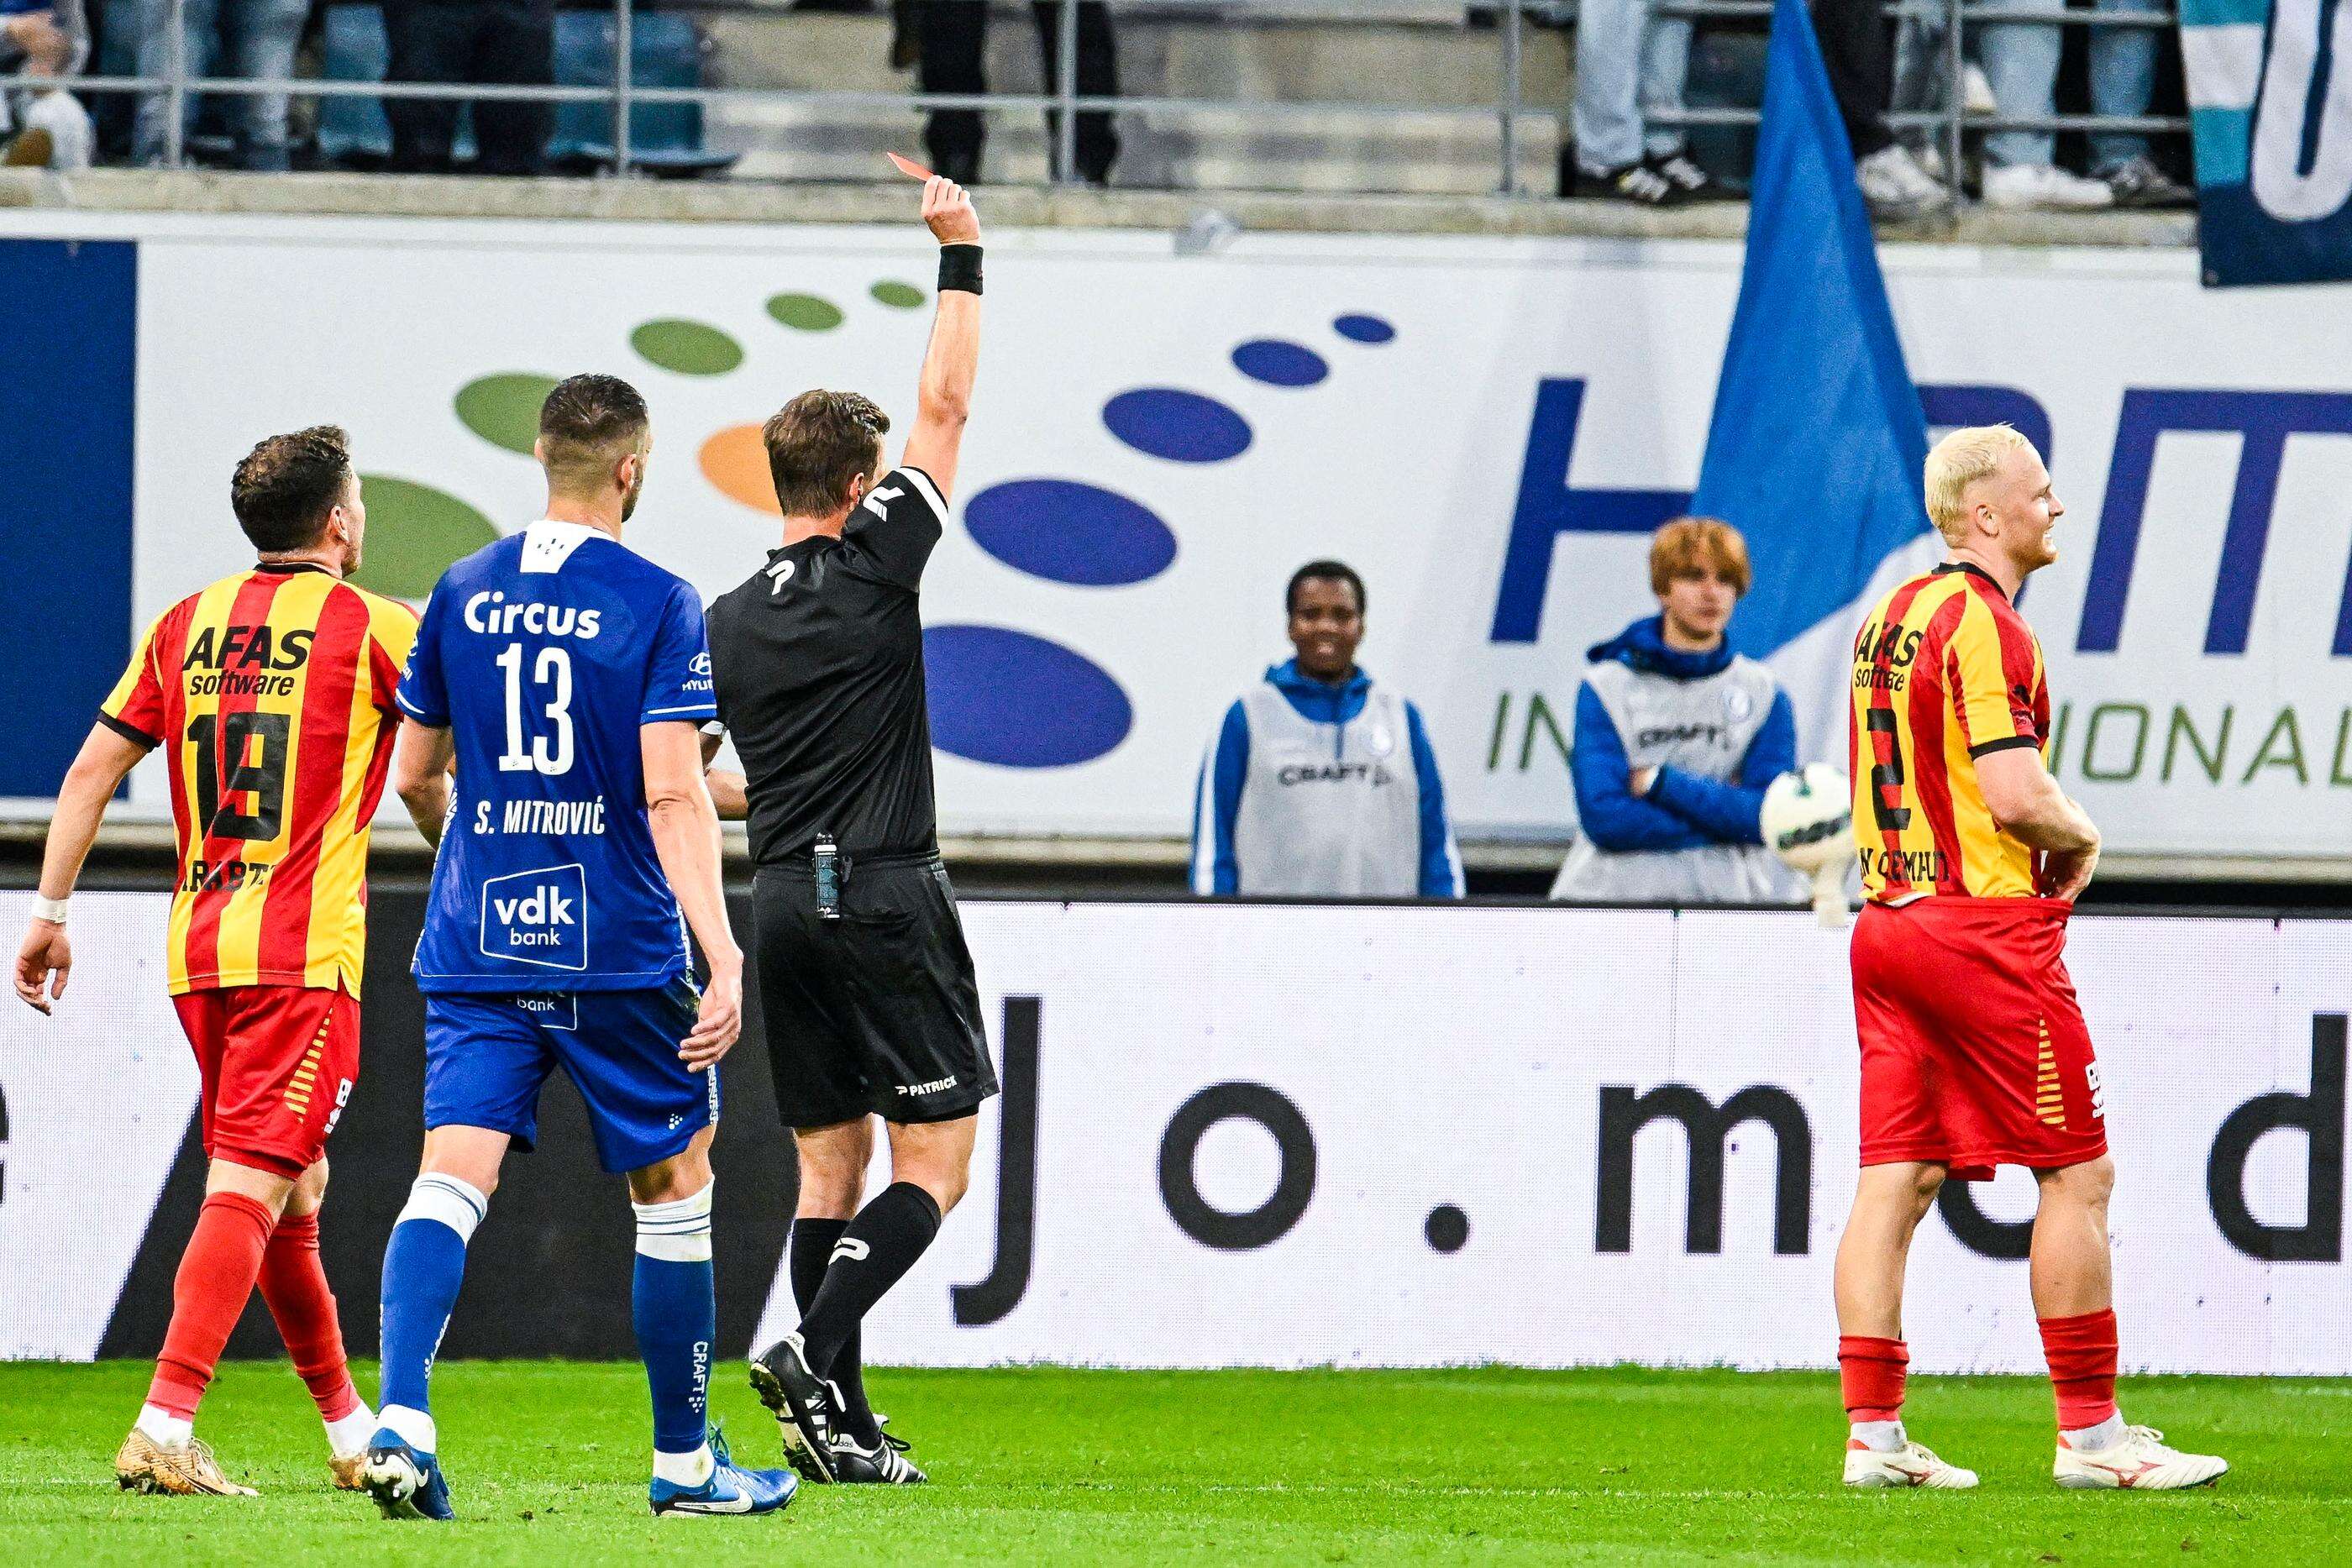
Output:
(229, 426), (354, 553)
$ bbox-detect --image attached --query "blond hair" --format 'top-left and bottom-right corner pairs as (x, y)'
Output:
(1648, 517), (1751, 597)
(1924, 424), (2035, 543)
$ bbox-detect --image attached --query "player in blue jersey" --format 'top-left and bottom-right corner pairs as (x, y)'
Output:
(362, 375), (792, 1522)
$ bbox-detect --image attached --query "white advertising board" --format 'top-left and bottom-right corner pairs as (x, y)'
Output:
(774, 900), (2352, 1375)
(3, 892), (2345, 1372)
(5, 209), (2349, 863)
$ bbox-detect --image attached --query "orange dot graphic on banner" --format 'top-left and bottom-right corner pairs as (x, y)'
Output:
(700, 424), (780, 516)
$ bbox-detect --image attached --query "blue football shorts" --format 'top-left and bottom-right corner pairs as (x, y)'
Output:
(421, 978), (719, 1174)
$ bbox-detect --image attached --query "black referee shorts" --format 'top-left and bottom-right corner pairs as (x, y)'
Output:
(750, 853), (998, 1130)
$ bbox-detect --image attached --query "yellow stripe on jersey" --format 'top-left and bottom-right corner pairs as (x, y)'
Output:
(302, 587), (417, 990)
(1936, 590), (2024, 896)
(164, 574), (254, 994)
(213, 572), (338, 989)
(99, 610), (171, 741)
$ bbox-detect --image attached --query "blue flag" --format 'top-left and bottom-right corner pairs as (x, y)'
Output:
(2180, 0), (2352, 287)
(1689, 0), (1930, 660)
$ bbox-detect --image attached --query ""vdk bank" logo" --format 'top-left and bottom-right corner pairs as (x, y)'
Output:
(479, 863), (588, 971)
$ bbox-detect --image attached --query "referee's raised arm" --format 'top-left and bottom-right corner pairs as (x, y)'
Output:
(899, 176), (983, 505)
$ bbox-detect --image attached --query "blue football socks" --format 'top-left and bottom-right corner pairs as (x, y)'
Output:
(633, 1181), (718, 1466)
(376, 1172), (488, 1429)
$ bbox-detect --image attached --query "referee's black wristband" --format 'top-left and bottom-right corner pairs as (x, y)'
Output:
(938, 244), (983, 296)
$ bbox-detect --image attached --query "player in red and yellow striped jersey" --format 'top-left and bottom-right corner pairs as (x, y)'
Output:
(1848, 555), (2050, 900)
(13, 427), (416, 1497)
(1830, 427), (2226, 1494)
(98, 538), (415, 996)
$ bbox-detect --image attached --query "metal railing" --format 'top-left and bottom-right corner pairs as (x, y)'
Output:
(37, 0), (2189, 206)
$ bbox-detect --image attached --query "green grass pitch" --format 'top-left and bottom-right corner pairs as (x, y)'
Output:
(1, 1361), (2343, 1564)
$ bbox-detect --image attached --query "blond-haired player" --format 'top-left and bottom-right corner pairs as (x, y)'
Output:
(1831, 425), (2228, 1492)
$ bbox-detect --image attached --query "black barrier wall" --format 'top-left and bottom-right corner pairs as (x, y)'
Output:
(99, 889), (798, 1361)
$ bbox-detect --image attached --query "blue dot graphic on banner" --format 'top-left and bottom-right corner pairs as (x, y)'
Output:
(962, 480), (1177, 587)
(1231, 339), (1330, 387)
(1101, 388), (1254, 463)
(922, 625), (1137, 768)
(411, 298), (1397, 772)
(937, 313), (1395, 764)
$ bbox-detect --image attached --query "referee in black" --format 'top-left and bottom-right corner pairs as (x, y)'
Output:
(702, 176), (990, 1487)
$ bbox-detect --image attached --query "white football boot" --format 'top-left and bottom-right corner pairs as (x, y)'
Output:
(1844, 1439), (1980, 1489)
(2053, 1426), (2228, 1490)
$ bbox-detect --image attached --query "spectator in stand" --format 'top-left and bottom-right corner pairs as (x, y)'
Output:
(381, 0), (553, 176)
(914, 0), (1116, 186)
(132, 0), (306, 169)
(1979, 0), (2192, 208)
(1193, 561), (1462, 900)
(1812, 0), (1944, 216)
(1, 0), (92, 167)
(1550, 518), (1804, 905)
(1564, 0), (1725, 204)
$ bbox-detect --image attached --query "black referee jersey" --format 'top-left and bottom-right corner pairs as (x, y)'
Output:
(706, 464), (997, 1130)
(704, 466), (950, 865)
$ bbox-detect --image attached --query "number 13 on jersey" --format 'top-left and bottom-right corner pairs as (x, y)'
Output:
(496, 642), (575, 774)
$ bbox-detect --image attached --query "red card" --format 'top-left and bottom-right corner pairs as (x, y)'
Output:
(885, 152), (937, 181)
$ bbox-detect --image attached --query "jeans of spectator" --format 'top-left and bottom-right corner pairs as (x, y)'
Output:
(132, 0), (305, 169)
(1979, 0), (2162, 170)
(1571, 1), (1692, 174)
(1889, 6), (1943, 133)
(1810, 0), (1895, 160)
(919, 1), (1118, 183)
(381, 0), (553, 176)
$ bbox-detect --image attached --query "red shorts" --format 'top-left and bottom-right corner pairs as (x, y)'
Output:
(171, 984), (361, 1180)
(1851, 896), (2108, 1180)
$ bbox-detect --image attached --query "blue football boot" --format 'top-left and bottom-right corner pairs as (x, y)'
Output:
(360, 1428), (455, 1521)
(648, 1427), (798, 1518)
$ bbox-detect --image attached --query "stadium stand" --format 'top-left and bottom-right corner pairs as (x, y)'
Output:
(10, 1), (2192, 209)
(314, 3), (736, 174)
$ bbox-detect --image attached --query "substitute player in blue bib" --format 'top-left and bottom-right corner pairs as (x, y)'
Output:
(362, 375), (791, 1521)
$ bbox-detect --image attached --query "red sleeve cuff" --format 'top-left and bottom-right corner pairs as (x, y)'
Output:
(96, 711), (160, 749)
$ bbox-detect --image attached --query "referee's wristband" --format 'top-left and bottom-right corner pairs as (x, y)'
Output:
(29, 894), (68, 925)
(938, 244), (983, 296)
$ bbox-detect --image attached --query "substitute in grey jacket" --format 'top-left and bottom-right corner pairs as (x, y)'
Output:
(1193, 659), (1462, 898)
(1550, 615), (1803, 905)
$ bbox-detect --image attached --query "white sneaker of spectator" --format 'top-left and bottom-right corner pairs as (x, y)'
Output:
(1856, 144), (1946, 218)
(1982, 163), (2114, 211)
(1962, 63), (1998, 117)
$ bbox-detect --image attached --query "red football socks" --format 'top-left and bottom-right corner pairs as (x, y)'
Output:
(255, 1211), (363, 1423)
(147, 1191), (277, 1419)
(2039, 1308), (2120, 1430)
(1838, 1335), (1908, 1423)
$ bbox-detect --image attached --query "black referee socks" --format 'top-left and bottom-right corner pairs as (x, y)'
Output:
(790, 1217), (878, 1445)
(796, 1183), (944, 1392)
